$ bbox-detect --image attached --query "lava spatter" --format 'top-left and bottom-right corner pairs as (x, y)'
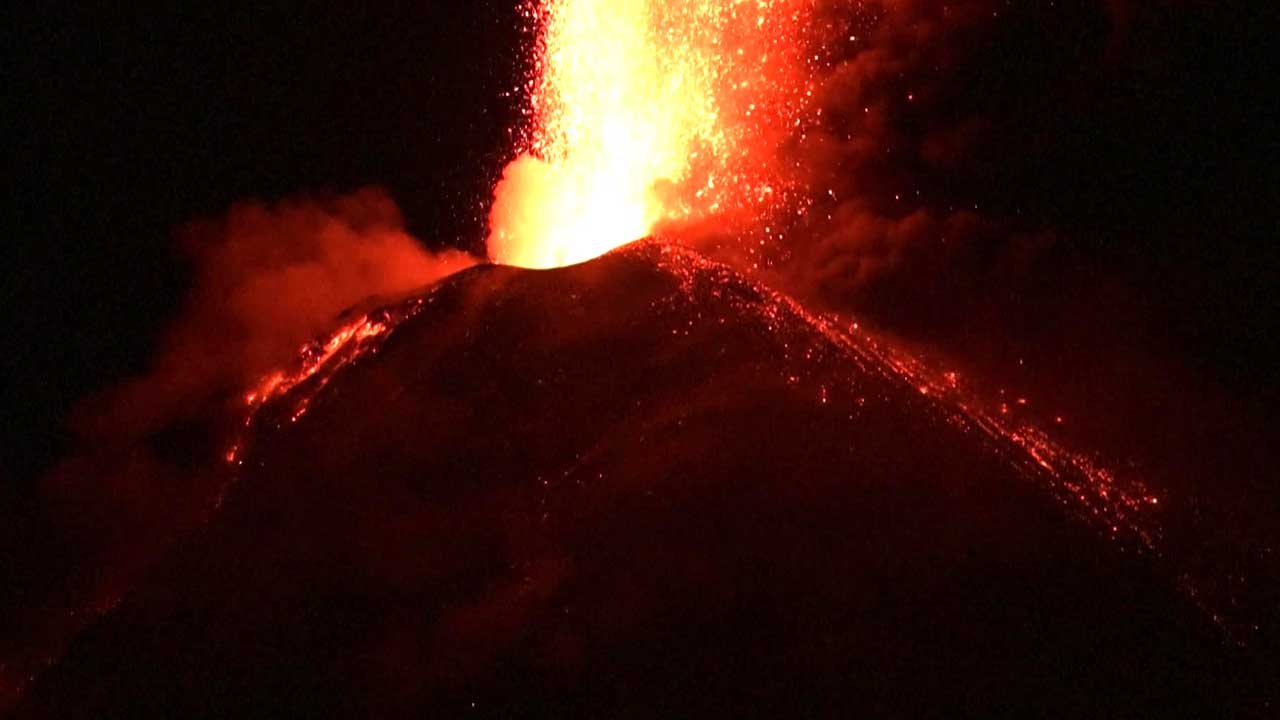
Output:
(488, 0), (820, 268)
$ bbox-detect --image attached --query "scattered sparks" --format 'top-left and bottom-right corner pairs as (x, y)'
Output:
(646, 242), (1167, 557)
(488, 0), (818, 268)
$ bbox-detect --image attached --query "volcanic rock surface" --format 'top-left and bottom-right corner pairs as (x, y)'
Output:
(17, 241), (1264, 717)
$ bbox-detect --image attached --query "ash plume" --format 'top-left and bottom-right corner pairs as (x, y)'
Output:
(658, 1), (1239, 327)
(678, 0), (1272, 423)
(687, 0), (1114, 307)
(65, 187), (472, 461)
(3, 190), (473, 700)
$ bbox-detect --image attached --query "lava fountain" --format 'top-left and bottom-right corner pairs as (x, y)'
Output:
(487, 0), (817, 268)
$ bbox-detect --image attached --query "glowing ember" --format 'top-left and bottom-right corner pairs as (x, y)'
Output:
(226, 313), (396, 468)
(488, 0), (815, 268)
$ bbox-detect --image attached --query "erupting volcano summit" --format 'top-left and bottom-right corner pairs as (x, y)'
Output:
(9, 0), (1276, 717)
(488, 0), (818, 268)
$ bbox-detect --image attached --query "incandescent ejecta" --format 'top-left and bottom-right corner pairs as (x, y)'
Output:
(489, 0), (817, 268)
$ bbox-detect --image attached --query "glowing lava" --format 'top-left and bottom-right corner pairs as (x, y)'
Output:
(488, 0), (816, 268)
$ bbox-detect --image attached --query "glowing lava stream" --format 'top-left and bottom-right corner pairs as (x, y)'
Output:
(488, 0), (815, 268)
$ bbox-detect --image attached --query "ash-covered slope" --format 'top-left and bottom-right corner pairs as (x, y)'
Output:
(18, 242), (1262, 717)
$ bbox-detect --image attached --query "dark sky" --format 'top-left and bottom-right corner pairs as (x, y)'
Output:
(4, 0), (1278, 492)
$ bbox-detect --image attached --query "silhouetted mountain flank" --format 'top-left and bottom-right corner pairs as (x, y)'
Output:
(16, 241), (1266, 718)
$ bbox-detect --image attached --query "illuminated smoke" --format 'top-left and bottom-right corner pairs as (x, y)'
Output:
(73, 189), (473, 445)
(487, 0), (817, 268)
(11, 190), (473, 703)
(56, 188), (474, 540)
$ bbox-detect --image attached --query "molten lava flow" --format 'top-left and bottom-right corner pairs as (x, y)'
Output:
(488, 0), (816, 268)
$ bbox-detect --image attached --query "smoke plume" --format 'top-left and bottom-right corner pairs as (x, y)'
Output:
(80, 188), (470, 440)
(668, 0), (1278, 503)
(56, 186), (471, 542)
(2, 190), (472, 698)
(679, 0), (1109, 309)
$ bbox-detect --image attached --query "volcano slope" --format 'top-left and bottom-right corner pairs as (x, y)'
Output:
(17, 241), (1266, 717)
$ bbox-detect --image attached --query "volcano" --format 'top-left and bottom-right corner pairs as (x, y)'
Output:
(14, 241), (1266, 717)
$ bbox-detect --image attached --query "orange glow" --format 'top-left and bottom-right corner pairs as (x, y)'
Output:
(243, 316), (387, 411)
(488, 0), (815, 268)
(227, 313), (394, 467)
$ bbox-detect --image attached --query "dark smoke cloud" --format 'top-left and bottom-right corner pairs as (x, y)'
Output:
(2, 190), (473, 697)
(666, 1), (1091, 325)
(685, 0), (1268, 388)
(760, 0), (1271, 331)
(684, 0), (1278, 532)
(757, 0), (1101, 311)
